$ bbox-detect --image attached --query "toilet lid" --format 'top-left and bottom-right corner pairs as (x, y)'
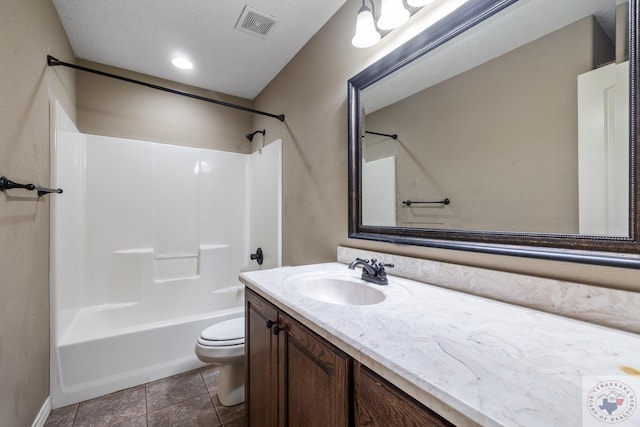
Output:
(199, 316), (245, 346)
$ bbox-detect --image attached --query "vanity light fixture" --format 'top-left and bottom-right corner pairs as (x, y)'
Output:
(352, 0), (381, 48)
(377, 0), (410, 30)
(352, 0), (428, 48)
(171, 56), (193, 70)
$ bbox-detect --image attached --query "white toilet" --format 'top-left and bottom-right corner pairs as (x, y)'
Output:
(195, 315), (245, 406)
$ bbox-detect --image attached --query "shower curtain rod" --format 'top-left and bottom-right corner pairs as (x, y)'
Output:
(47, 55), (285, 122)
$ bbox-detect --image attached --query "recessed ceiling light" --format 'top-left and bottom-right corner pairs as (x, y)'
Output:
(171, 57), (193, 70)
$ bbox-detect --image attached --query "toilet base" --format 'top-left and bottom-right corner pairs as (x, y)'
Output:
(217, 362), (245, 406)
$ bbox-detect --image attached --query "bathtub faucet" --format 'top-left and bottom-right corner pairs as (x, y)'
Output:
(348, 258), (394, 285)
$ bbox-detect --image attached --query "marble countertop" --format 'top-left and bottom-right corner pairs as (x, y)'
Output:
(239, 262), (640, 427)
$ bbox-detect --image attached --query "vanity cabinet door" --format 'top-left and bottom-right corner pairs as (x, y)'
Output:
(246, 289), (279, 427)
(277, 311), (351, 427)
(355, 363), (455, 427)
(245, 288), (352, 427)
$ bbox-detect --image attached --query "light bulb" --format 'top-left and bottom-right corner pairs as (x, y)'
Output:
(377, 0), (410, 30)
(352, 5), (381, 48)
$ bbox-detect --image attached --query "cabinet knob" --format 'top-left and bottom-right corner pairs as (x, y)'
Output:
(265, 319), (276, 329)
(272, 324), (282, 335)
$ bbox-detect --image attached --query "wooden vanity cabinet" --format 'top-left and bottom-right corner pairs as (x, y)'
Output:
(354, 363), (454, 427)
(245, 288), (352, 427)
(246, 288), (457, 427)
(245, 288), (279, 427)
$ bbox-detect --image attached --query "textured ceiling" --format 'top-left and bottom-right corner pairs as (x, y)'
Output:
(53, 0), (347, 100)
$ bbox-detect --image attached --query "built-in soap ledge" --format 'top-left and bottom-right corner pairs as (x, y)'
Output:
(337, 246), (640, 334)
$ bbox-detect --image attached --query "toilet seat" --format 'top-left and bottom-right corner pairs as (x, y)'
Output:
(197, 316), (245, 347)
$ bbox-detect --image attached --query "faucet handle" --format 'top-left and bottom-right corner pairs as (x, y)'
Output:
(356, 257), (370, 264)
(377, 263), (394, 278)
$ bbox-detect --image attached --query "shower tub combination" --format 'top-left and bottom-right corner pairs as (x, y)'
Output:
(50, 103), (281, 407)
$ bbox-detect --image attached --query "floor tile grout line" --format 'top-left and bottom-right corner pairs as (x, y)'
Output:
(208, 371), (223, 426)
(144, 382), (149, 425)
(71, 403), (79, 427)
(201, 370), (224, 426)
(210, 394), (223, 426)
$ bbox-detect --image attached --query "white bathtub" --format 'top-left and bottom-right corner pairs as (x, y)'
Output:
(51, 284), (244, 408)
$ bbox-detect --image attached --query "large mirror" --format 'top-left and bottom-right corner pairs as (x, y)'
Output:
(348, 0), (640, 267)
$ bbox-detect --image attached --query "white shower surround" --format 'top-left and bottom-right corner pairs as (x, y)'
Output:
(49, 102), (281, 407)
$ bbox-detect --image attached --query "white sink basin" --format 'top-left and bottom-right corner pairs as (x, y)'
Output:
(296, 277), (386, 306)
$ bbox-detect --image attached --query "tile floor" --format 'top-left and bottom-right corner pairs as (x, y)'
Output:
(44, 366), (244, 427)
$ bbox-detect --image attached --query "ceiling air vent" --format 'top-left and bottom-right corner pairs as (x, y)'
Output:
(235, 6), (278, 39)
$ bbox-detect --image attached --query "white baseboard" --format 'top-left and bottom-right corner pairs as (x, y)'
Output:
(32, 397), (51, 427)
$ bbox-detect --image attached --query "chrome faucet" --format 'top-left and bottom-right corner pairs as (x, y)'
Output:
(348, 258), (394, 285)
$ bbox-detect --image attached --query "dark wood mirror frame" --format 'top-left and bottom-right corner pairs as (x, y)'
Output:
(348, 0), (640, 268)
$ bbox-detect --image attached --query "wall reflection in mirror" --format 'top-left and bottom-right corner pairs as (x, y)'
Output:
(361, 0), (630, 237)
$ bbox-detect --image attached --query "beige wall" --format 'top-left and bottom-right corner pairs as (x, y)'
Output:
(77, 60), (253, 153)
(0, 1), (75, 426)
(365, 17), (612, 233)
(253, 0), (640, 291)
